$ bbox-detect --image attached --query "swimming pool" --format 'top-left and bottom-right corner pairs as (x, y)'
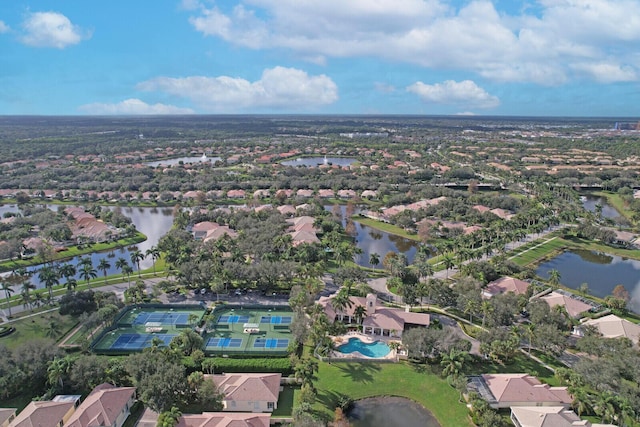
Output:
(337, 337), (391, 358)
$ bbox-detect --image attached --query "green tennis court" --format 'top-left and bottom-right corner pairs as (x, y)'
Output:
(203, 305), (294, 356)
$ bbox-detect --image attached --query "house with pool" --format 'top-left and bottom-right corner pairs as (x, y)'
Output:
(318, 293), (430, 338)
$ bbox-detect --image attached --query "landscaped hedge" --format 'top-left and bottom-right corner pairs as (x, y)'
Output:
(0, 326), (16, 338)
(202, 357), (292, 376)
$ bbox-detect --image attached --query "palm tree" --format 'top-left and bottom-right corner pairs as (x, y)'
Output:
(146, 246), (161, 275)
(353, 305), (367, 325)
(130, 249), (145, 277)
(157, 407), (182, 427)
(442, 253), (455, 278)
(58, 263), (76, 288)
(571, 387), (594, 417)
(97, 258), (111, 285)
(464, 299), (479, 323)
(369, 252), (380, 269)
(47, 356), (73, 391)
(0, 278), (14, 317)
(548, 269), (561, 288)
(38, 265), (59, 302)
(524, 323), (536, 354)
(79, 260), (98, 287)
(331, 288), (353, 321)
(480, 300), (494, 327)
(122, 264), (134, 287)
(440, 348), (468, 383)
(20, 282), (35, 310)
(65, 277), (77, 291)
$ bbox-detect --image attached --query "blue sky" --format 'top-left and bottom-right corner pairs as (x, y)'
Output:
(1, 0), (639, 116)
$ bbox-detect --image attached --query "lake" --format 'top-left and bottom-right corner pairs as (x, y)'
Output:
(145, 155), (221, 167)
(581, 195), (621, 220)
(1, 204), (174, 289)
(536, 249), (640, 313)
(325, 205), (419, 267)
(348, 397), (441, 427)
(281, 156), (356, 167)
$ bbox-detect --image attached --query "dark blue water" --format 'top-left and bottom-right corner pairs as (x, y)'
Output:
(349, 397), (441, 427)
(536, 249), (640, 313)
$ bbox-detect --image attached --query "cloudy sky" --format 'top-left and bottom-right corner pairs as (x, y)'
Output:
(1, 0), (639, 116)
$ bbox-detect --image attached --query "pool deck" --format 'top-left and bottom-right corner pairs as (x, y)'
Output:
(330, 332), (399, 361)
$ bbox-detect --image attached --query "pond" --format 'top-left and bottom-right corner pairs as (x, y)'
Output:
(348, 397), (441, 427)
(581, 195), (621, 220)
(325, 205), (418, 267)
(281, 156), (356, 167)
(145, 155), (221, 167)
(2, 204), (174, 289)
(536, 249), (640, 313)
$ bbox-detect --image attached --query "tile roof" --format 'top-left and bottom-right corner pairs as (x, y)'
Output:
(483, 276), (530, 298)
(9, 401), (74, 427)
(176, 412), (270, 427)
(540, 291), (593, 318)
(207, 374), (281, 404)
(64, 384), (135, 427)
(582, 314), (640, 343)
(481, 374), (572, 406)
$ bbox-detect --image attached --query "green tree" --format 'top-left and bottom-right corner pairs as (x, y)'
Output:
(369, 252), (380, 269)
(38, 265), (59, 302)
(157, 407), (181, 427)
(79, 260), (98, 287)
(548, 269), (561, 288)
(146, 246), (161, 275)
(0, 278), (15, 317)
(440, 348), (469, 383)
(130, 249), (145, 277)
(97, 258), (111, 285)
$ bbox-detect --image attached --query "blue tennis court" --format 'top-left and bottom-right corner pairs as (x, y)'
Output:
(206, 337), (243, 348)
(217, 315), (250, 324)
(253, 338), (289, 348)
(110, 333), (176, 350)
(259, 315), (292, 324)
(131, 312), (192, 326)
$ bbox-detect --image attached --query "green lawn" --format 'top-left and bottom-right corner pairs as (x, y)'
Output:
(273, 385), (298, 417)
(0, 310), (79, 350)
(313, 361), (473, 426)
(353, 216), (422, 241)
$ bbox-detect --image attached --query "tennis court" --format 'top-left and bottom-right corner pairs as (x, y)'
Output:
(206, 337), (244, 349)
(204, 305), (294, 355)
(217, 315), (250, 324)
(110, 333), (176, 350)
(253, 338), (289, 348)
(132, 311), (192, 326)
(91, 305), (206, 354)
(260, 315), (292, 324)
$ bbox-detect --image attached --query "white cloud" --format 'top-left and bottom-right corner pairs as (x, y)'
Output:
(186, 0), (640, 85)
(0, 20), (10, 33)
(571, 62), (638, 83)
(78, 99), (194, 115)
(407, 80), (500, 109)
(137, 66), (338, 111)
(20, 11), (90, 48)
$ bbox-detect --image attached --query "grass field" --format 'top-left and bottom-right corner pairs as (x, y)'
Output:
(0, 310), (79, 350)
(353, 216), (422, 241)
(313, 361), (473, 426)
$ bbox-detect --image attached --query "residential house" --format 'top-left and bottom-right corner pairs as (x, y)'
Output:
(296, 189), (314, 198)
(192, 222), (219, 240)
(483, 276), (530, 299)
(468, 374), (572, 409)
(0, 409), (16, 427)
(539, 291), (594, 318)
(276, 205), (296, 216)
(226, 189), (246, 199)
(64, 384), (136, 427)
(176, 413), (270, 427)
(9, 400), (77, 427)
(317, 189), (335, 199)
(318, 293), (430, 338)
(360, 190), (378, 199)
(510, 406), (615, 427)
(573, 314), (640, 345)
(337, 189), (356, 199)
(206, 373), (281, 413)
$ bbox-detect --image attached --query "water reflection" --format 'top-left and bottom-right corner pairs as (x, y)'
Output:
(281, 157), (356, 167)
(348, 397), (441, 427)
(145, 156), (221, 167)
(324, 205), (419, 267)
(536, 250), (640, 313)
(581, 195), (621, 220)
(2, 204), (174, 289)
